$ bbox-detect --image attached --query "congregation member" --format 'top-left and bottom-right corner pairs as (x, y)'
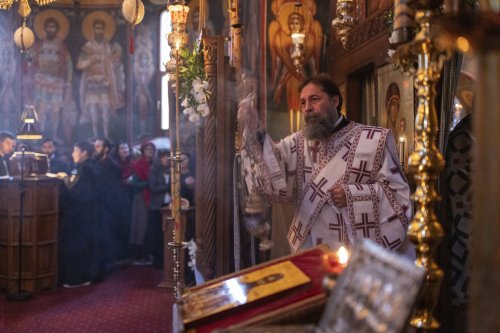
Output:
(113, 140), (134, 261)
(0, 131), (15, 177)
(115, 141), (134, 186)
(129, 141), (156, 265)
(238, 74), (412, 255)
(58, 141), (101, 287)
(40, 137), (70, 174)
(93, 138), (126, 272)
(146, 148), (171, 268)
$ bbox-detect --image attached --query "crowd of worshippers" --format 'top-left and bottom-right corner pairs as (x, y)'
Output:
(0, 131), (195, 288)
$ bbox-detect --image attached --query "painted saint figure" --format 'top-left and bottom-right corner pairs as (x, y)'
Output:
(77, 11), (125, 139)
(32, 9), (73, 141)
(268, 0), (323, 112)
(384, 82), (401, 139)
(0, 44), (17, 130)
(133, 23), (155, 138)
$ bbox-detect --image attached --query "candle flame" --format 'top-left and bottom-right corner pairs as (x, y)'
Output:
(338, 246), (349, 266)
(399, 136), (405, 143)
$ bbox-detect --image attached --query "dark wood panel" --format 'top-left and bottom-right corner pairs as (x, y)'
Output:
(0, 178), (59, 293)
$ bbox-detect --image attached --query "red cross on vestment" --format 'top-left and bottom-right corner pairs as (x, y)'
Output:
(342, 141), (352, 161)
(354, 213), (376, 237)
(329, 214), (345, 242)
(310, 140), (320, 163)
(382, 235), (402, 250)
(351, 160), (373, 183)
(363, 127), (384, 140)
(303, 166), (313, 182)
(290, 222), (304, 245)
(309, 177), (328, 202)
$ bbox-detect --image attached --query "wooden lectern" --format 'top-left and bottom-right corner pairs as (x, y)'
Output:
(0, 177), (60, 293)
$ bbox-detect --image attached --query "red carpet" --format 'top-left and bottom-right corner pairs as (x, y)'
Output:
(0, 266), (174, 333)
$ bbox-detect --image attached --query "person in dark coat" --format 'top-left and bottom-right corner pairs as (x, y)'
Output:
(145, 149), (170, 268)
(0, 131), (16, 177)
(58, 141), (101, 287)
(113, 141), (134, 262)
(40, 138), (70, 174)
(93, 138), (126, 273)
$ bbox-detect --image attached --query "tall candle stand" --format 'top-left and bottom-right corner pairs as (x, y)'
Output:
(392, 0), (452, 330)
(168, 149), (186, 302)
(166, 0), (190, 303)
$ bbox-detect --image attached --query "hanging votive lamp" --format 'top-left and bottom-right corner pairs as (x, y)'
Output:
(122, 0), (145, 53)
(167, 1), (189, 51)
(166, 0), (189, 80)
(13, 21), (35, 52)
(332, 0), (357, 48)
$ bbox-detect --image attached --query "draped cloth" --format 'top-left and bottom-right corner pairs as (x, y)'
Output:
(241, 118), (413, 254)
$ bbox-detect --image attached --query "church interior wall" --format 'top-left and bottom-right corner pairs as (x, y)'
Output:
(0, 3), (163, 149)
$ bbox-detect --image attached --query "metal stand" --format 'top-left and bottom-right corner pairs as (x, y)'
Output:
(168, 231), (187, 303)
(7, 146), (32, 301)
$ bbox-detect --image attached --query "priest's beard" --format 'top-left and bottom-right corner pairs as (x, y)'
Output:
(303, 111), (339, 140)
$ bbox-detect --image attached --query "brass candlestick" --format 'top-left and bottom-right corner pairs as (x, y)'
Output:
(168, 148), (185, 302)
(392, 1), (452, 330)
(166, 0), (190, 303)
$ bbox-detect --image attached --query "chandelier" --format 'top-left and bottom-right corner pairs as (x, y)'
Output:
(1, 0), (58, 51)
(331, 0), (357, 48)
(290, 3), (306, 74)
(0, 0), (57, 16)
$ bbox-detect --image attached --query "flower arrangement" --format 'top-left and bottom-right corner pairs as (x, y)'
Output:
(186, 239), (197, 271)
(179, 42), (211, 124)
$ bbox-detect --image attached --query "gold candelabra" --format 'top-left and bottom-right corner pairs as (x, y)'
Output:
(331, 0), (357, 48)
(392, 1), (452, 330)
(167, 0), (189, 303)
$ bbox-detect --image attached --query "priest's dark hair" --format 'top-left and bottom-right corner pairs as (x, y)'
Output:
(0, 130), (15, 142)
(299, 73), (343, 113)
(74, 141), (94, 157)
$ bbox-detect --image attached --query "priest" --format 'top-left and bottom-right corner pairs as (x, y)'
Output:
(238, 74), (412, 255)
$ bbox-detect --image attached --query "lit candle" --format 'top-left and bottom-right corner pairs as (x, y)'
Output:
(390, 0), (416, 45)
(296, 110), (300, 131)
(291, 32), (305, 45)
(399, 136), (405, 166)
(393, 0), (415, 31)
(338, 246), (349, 267)
(200, 0), (205, 30)
(322, 246), (349, 275)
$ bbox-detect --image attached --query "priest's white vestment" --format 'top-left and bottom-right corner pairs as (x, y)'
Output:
(241, 118), (412, 254)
